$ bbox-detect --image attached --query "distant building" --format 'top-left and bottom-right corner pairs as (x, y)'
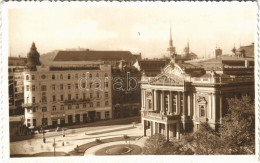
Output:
(141, 52), (254, 141)
(139, 59), (168, 77)
(213, 47), (222, 58)
(53, 49), (138, 68)
(8, 57), (27, 115)
(232, 43), (254, 58)
(23, 43), (112, 128)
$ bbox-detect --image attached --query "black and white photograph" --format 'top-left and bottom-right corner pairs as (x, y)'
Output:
(0, 1), (258, 162)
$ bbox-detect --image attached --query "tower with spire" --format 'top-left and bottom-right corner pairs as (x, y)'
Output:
(167, 24), (176, 59)
(26, 42), (41, 70)
(183, 41), (190, 57)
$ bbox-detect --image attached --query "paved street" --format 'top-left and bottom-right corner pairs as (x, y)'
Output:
(10, 123), (145, 156)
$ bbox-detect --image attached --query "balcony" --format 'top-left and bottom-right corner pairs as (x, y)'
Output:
(142, 110), (181, 121)
(22, 103), (39, 108)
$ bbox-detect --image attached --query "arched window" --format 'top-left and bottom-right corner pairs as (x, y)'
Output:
(26, 75), (29, 80)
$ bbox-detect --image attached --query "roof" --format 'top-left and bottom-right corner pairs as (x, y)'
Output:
(237, 44), (254, 58)
(53, 50), (135, 62)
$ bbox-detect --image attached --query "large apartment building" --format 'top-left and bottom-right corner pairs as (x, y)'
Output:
(23, 43), (112, 128)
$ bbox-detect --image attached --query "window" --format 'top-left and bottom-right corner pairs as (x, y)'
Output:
(148, 99), (152, 109)
(89, 73), (92, 78)
(42, 107), (47, 112)
(32, 75), (35, 80)
(15, 88), (18, 92)
(82, 82), (86, 88)
(27, 119), (31, 127)
(26, 85), (29, 91)
(52, 95), (56, 102)
(26, 75), (29, 80)
(75, 94), (78, 100)
(89, 82), (92, 88)
(105, 101), (109, 106)
(97, 92), (100, 98)
(52, 84), (55, 90)
(97, 102), (100, 107)
(105, 73), (108, 77)
(33, 107), (36, 112)
(90, 93), (93, 99)
(52, 106), (56, 111)
(83, 93), (86, 100)
(60, 95), (64, 101)
(82, 73), (86, 78)
(76, 104), (79, 109)
(105, 92), (108, 98)
(95, 82), (100, 88)
(32, 97), (36, 103)
(60, 74), (63, 79)
(41, 85), (47, 91)
(60, 84), (63, 90)
(68, 74), (71, 79)
(52, 74), (55, 80)
(68, 84), (71, 89)
(105, 82), (108, 88)
(83, 103), (86, 108)
(199, 105), (206, 117)
(90, 102), (93, 108)
(42, 118), (48, 126)
(68, 104), (72, 110)
(32, 85), (36, 91)
(105, 111), (110, 119)
(33, 119), (36, 127)
(75, 83), (78, 89)
(60, 105), (64, 110)
(68, 94), (71, 101)
(42, 95), (47, 103)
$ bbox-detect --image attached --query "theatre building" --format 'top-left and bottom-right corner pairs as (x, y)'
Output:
(141, 53), (254, 141)
(23, 43), (112, 128)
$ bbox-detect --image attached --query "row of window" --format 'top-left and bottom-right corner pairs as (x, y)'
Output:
(28, 92), (109, 104)
(25, 82), (109, 92)
(26, 73), (110, 81)
(27, 111), (110, 127)
(29, 101), (110, 113)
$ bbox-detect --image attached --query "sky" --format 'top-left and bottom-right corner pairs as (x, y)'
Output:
(8, 3), (256, 58)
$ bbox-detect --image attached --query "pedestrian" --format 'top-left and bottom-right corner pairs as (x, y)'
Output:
(62, 141), (64, 146)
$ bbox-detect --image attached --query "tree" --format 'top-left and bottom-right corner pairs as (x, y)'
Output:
(184, 122), (222, 155)
(143, 133), (188, 155)
(219, 95), (255, 154)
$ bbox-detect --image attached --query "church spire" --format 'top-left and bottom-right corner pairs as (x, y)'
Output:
(167, 24), (176, 58)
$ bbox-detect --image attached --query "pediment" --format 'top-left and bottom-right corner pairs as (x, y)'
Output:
(149, 73), (184, 86)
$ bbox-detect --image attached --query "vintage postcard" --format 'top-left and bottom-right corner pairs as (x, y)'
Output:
(0, 1), (258, 163)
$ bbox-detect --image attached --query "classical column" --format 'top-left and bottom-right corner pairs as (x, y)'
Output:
(209, 93), (212, 119)
(220, 93), (223, 123)
(187, 93), (191, 116)
(183, 92), (186, 116)
(160, 91), (164, 113)
(165, 124), (169, 141)
(143, 120), (147, 136)
(193, 93), (196, 120)
(169, 91), (173, 114)
(141, 89), (143, 109)
(212, 93), (216, 122)
(176, 123), (180, 139)
(151, 121), (154, 136)
(177, 92), (181, 115)
(154, 90), (157, 111)
(143, 90), (146, 110)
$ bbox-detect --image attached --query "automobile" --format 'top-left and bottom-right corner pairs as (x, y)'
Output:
(56, 127), (68, 132)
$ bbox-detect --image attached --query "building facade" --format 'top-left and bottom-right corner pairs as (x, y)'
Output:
(8, 57), (27, 115)
(23, 43), (112, 128)
(141, 55), (254, 141)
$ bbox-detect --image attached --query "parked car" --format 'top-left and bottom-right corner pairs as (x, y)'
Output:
(56, 127), (67, 132)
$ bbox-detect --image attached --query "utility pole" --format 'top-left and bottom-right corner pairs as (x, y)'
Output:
(42, 112), (45, 143)
(53, 138), (56, 156)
